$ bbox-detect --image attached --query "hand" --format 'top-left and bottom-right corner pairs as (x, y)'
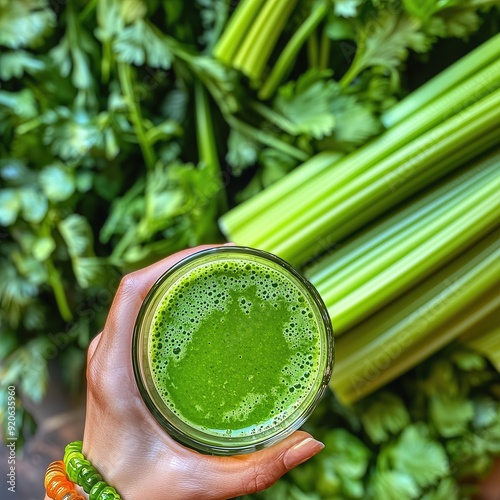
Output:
(80, 245), (324, 500)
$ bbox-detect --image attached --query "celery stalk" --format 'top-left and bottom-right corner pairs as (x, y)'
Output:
(212, 0), (267, 64)
(232, 0), (299, 81)
(308, 149), (500, 289)
(342, 291), (500, 403)
(327, 171), (499, 332)
(259, 0), (329, 99)
(305, 148), (500, 288)
(331, 231), (500, 403)
(218, 152), (341, 235)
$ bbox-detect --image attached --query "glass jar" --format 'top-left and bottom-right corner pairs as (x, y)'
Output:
(132, 246), (334, 455)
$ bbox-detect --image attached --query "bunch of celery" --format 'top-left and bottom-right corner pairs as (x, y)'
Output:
(317, 151), (500, 402)
(219, 34), (500, 402)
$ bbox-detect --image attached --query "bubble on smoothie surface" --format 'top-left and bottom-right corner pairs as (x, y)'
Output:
(148, 258), (322, 437)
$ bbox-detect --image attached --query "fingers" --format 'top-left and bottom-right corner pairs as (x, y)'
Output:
(188, 431), (324, 499)
(98, 244), (227, 360)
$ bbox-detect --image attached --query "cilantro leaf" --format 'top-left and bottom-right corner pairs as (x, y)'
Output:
(387, 424), (450, 489)
(341, 11), (431, 87)
(291, 428), (371, 498)
(370, 470), (419, 500)
(59, 214), (94, 258)
(197, 0), (231, 51)
(39, 164), (75, 202)
(421, 477), (459, 500)
(274, 70), (382, 148)
(358, 392), (411, 443)
(0, 0), (56, 49)
(226, 129), (260, 176)
(113, 20), (173, 69)
(0, 50), (44, 80)
(429, 393), (474, 438)
(275, 70), (338, 140)
(332, 0), (365, 18)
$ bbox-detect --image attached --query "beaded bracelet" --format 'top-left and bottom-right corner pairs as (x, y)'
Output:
(45, 441), (122, 500)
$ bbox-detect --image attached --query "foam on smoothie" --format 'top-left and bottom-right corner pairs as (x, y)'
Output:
(149, 259), (321, 438)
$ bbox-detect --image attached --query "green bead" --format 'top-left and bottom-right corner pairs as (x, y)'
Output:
(64, 441), (83, 455)
(66, 456), (85, 482)
(78, 465), (102, 494)
(64, 450), (84, 467)
(97, 486), (120, 500)
(67, 457), (89, 483)
(89, 481), (107, 499)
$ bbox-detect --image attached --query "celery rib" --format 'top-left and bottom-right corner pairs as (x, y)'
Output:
(307, 149), (499, 285)
(331, 232), (500, 403)
(269, 89), (500, 263)
(328, 176), (499, 332)
(309, 150), (499, 292)
(232, 0), (299, 81)
(212, 0), (267, 64)
(340, 292), (500, 403)
(259, 1), (329, 100)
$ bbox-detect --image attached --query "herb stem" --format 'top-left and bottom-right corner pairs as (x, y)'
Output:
(308, 32), (319, 68)
(226, 116), (309, 162)
(118, 62), (156, 170)
(259, 1), (329, 99)
(318, 25), (331, 70)
(46, 257), (73, 322)
(195, 82), (228, 213)
(212, 0), (266, 64)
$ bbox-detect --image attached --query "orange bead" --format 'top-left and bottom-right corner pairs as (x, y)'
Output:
(45, 461), (67, 488)
(44, 470), (65, 489)
(47, 478), (72, 498)
(46, 461), (65, 474)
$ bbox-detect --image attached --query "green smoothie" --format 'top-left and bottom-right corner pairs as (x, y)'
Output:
(133, 247), (333, 454)
(148, 258), (322, 438)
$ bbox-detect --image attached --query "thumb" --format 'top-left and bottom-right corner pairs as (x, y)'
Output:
(195, 431), (324, 499)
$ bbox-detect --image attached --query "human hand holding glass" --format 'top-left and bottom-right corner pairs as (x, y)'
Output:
(45, 245), (324, 500)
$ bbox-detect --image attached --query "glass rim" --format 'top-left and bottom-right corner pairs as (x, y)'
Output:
(132, 246), (334, 455)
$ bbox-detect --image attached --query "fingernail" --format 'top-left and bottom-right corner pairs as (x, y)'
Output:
(223, 242), (236, 246)
(283, 438), (324, 469)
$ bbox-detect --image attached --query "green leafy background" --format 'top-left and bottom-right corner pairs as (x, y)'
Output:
(0, 0), (499, 497)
